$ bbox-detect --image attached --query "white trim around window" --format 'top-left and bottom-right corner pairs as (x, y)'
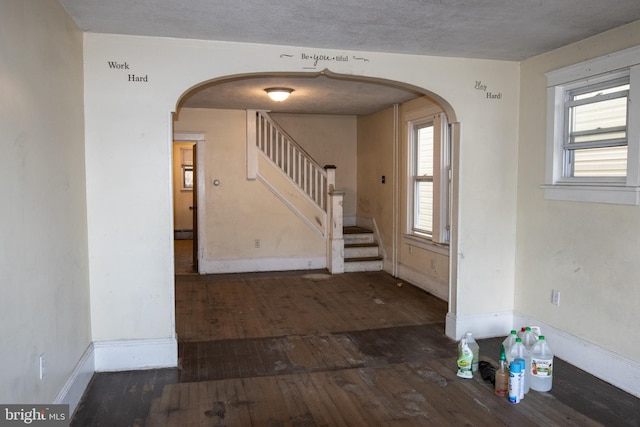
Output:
(543, 45), (640, 205)
(405, 105), (450, 244)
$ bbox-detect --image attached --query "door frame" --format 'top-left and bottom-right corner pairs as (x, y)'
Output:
(174, 131), (206, 273)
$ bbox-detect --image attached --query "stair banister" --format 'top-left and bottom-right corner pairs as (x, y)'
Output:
(251, 110), (328, 210)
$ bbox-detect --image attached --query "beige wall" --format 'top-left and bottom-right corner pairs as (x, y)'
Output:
(271, 113), (358, 220)
(357, 97), (450, 300)
(516, 21), (640, 361)
(357, 108), (396, 253)
(0, 0), (91, 405)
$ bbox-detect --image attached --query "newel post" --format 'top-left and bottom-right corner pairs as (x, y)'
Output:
(325, 165), (344, 274)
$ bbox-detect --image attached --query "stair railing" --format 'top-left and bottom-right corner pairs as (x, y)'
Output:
(251, 110), (327, 210)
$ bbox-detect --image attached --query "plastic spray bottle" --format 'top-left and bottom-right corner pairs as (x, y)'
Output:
(494, 345), (509, 396)
(463, 331), (480, 373)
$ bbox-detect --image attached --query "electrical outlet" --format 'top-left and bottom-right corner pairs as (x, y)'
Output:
(254, 239), (261, 249)
(551, 289), (561, 306)
(39, 354), (46, 380)
(430, 259), (436, 269)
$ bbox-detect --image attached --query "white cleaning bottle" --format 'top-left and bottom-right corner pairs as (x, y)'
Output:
(522, 326), (538, 351)
(530, 335), (554, 391)
(507, 338), (530, 394)
(502, 330), (518, 353)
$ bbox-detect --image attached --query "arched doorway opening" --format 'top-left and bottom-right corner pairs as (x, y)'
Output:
(171, 70), (460, 343)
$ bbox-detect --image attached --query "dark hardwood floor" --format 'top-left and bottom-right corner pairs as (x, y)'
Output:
(70, 243), (640, 426)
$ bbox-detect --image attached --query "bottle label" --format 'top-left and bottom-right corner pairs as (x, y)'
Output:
(508, 372), (520, 403)
(531, 357), (553, 377)
(456, 356), (473, 378)
(456, 343), (473, 379)
(495, 370), (509, 395)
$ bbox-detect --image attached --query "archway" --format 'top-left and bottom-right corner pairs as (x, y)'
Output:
(171, 70), (461, 342)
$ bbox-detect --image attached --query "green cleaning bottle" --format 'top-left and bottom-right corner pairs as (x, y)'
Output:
(457, 337), (473, 379)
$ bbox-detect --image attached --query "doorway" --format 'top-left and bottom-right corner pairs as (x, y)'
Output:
(172, 132), (205, 275)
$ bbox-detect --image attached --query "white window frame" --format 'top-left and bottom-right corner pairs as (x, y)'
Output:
(406, 106), (450, 244)
(543, 45), (640, 205)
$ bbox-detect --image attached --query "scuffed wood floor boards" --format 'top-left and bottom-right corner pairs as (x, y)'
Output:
(72, 270), (640, 427)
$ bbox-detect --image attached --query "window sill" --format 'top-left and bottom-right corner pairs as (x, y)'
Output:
(403, 234), (449, 255)
(541, 184), (640, 205)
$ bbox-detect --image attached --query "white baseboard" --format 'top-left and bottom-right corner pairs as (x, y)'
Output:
(53, 342), (95, 417)
(445, 310), (514, 342)
(93, 337), (178, 372)
(199, 256), (326, 274)
(513, 313), (640, 398)
(397, 264), (448, 302)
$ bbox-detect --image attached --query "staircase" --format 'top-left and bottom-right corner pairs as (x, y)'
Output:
(343, 226), (383, 272)
(248, 110), (384, 274)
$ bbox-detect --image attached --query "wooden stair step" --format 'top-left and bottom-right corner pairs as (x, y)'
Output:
(345, 242), (378, 248)
(343, 226), (373, 234)
(344, 256), (383, 262)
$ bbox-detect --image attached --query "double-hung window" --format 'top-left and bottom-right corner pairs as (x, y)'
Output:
(413, 122), (435, 236)
(544, 45), (640, 205)
(564, 76), (629, 181)
(407, 108), (450, 244)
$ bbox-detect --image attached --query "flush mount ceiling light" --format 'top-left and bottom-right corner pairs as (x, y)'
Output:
(265, 87), (294, 102)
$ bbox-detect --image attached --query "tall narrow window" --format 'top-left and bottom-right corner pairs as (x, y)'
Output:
(414, 123), (435, 235)
(407, 111), (450, 244)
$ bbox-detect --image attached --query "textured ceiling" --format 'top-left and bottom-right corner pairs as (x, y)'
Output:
(58, 0), (640, 115)
(59, 0), (640, 61)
